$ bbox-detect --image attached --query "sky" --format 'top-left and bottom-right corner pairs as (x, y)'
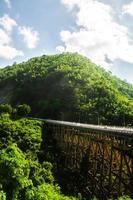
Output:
(0, 0), (133, 84)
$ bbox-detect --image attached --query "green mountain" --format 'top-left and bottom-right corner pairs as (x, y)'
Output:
(0, 53), (133, 125)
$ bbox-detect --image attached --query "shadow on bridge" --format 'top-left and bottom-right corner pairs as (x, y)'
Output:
(41, 119), (133, 199)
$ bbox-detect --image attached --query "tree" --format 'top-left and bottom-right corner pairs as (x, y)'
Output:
(0, 144), (32, 200)
(0, 115), (42, 157)
(0, 144), (76, 200)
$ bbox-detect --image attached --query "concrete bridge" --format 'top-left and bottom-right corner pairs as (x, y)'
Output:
(37, 118), (133, 199)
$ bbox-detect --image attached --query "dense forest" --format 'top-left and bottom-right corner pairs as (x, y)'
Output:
(0, 53), (133, 126)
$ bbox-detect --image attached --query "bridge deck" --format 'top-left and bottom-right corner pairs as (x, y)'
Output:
(31, 118), (133, 139)
(29, 117), (133, 139)
(45, 119), (133, 132)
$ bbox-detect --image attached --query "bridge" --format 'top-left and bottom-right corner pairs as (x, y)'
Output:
(37, 118), (133, 199)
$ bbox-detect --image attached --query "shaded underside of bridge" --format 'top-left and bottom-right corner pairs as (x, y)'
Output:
(41, 119), (133, 199)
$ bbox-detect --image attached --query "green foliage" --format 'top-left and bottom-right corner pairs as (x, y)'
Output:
(0, 191), (6, 200)
(0, 114), (42, 157)
(29, 160), (54, 186)
(0, 104), (12, 114)
(16, 104), (31, 117)
(118, 196), (133, 200)
(0, 53), (133, 125)
(25, 183), (76, 200)
(0, 144), (76, 200)
(0, 144), (32, 200)
(0, 115), (77, 200)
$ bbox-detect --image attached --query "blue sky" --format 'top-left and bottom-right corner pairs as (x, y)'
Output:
(0, 0), (133, 84)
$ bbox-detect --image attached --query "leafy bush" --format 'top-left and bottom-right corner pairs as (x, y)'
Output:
(0, 114), (78, 200)
(0, 114), (42, 157)
(0, 144), (76, 200)
(16, 104), (31, 117)
(25, 183), (76, 200)
(0, 104), (12, 114)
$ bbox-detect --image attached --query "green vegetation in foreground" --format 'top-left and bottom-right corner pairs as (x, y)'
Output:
(0, 113), (76, 200)
(0, 112), (132, 200)
(0, 53), (133, 126)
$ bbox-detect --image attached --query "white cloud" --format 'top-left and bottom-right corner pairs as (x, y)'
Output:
(0, 28), (23, 59)
(18, 26), (39, 49)
(56, 45), (65, 53)
(61, 0), (79, 10)
(0, 14), (40, 60)
(58, 0), (133, 69)
(4, 0), (11, 9)
(0, 15), (23, 60)
(0, 45), (23, 60)
(0, 28), (11, 45)
(122, 2), (133, 16)
(0, 14), (17, 33)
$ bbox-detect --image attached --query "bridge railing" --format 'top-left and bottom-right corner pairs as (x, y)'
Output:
(44, 119), (133, 138)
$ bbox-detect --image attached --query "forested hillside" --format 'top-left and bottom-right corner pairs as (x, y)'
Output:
(0, 53), (133, 126)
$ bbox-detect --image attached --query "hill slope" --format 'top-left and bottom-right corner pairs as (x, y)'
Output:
(0, 53), (133, 125)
